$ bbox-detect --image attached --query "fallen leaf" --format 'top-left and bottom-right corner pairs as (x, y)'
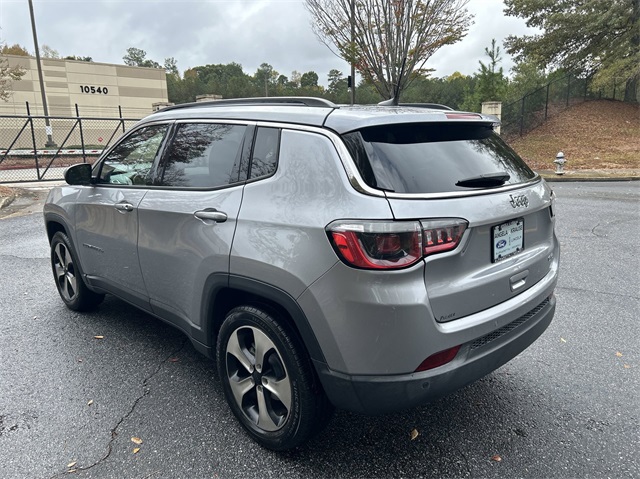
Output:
(615, 352), (623, 357)
(33, 316), (38, 320)
(410, 428), (419, 440)
(624, 365), (631, 369)
(93, 335), (104, 340)
(491, 454), (502, 462)
(169, 357), (179, 362)
(87, 400), (93, 406)
(133, 447), (140, 454)
(560, 338), (567, 343)
(77, 358), (83, 363)
(131, 437), (143, 445)
(68, 469), (77, 473)
(67, 461), (77, 468)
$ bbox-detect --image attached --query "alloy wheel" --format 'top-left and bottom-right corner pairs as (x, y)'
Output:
(225, 326), (292, 432)
(53, 242), (77, 302)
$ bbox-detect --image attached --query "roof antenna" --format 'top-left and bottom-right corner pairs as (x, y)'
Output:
(378, 56), (406, 106)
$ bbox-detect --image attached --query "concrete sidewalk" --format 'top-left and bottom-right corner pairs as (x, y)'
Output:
(537, 169), (640, 182)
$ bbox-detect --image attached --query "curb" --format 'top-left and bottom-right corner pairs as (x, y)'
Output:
(536, 169), (640, 182)
(541, 175), (640, 182)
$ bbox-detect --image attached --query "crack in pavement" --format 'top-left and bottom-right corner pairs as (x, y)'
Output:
(48, 339), (188, 478)
(0, 254), (49, 261)
(556, 285), (640, 301)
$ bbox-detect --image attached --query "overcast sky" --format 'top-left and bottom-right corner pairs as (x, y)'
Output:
(1, 0), (536, 83)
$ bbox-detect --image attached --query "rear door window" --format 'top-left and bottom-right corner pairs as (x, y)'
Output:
(342, 123), (536, 194)
(159, 123), (247, 188)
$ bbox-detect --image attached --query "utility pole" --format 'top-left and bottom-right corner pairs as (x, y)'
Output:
(28, 0), (56, 147)
(350, 0), (356, 105)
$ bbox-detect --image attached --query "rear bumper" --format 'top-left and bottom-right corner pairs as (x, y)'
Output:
(315, 294), (555, 415)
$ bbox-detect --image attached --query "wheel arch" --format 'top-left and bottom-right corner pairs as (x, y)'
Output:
(45, 213), (70, 244)
(199, 274), (326, 364)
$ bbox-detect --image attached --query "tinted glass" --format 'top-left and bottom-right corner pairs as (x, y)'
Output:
(342, 123), (536, 194)
(160, 123), (246, 188)
(250, 127), (279, 179)
(98, 125), (168, 185)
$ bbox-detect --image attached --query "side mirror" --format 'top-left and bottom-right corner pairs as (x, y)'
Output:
(64, 163), (93, 185)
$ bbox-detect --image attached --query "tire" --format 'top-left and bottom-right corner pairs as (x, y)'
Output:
(50, 231), (104, 311)
(216, 305), (333, 450)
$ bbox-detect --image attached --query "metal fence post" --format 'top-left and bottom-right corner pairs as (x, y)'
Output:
(520, 96), (525, 136)
(545, 83), (550, 120)
(613, 78), (617, 100)
(26, 102), (42, 180)
(76, 104), (87, 163)
(119, 106), (125, 133)
(584, 75), (588, 100)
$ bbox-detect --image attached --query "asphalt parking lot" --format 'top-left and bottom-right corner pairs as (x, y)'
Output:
(0, 181), (638, 478)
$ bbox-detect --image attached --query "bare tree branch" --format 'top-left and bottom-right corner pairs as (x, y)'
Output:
(306, 0), (472, 101)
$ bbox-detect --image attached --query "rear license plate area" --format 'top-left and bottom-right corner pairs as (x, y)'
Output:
(492, 218), (524, 262)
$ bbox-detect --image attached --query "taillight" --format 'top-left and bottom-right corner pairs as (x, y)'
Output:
(328, 221), (423, 270)
(421, 219), (467, 256)
(327, 218), (467, 270)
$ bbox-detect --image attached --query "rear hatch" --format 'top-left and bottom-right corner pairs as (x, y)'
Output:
(341, 120), (557, 322)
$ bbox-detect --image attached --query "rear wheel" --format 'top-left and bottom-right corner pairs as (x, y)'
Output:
(216, 305), (333, 450)
(50, 231), (104, 311)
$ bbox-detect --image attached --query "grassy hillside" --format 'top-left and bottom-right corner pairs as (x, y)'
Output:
(507, 100), (639, 171)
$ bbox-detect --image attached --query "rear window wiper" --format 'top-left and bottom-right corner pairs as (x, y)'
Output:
(456, 172), (510, 188)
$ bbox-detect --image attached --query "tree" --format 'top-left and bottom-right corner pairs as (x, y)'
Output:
(41, 44), (59, 59)
(254, 63), (278, 96)
(305, 0), (472, 102)
(461, 39), (508, 111)
(1, 44), (30, 56)
(504, 0), (640, 102)
(164, 57), (179, 76)
(326, 69), (349, 102)
(65, 55), (93, 62)
(505, 58), (547, 103)
(1, 50), (26, 101)
(402, 72), (472, 109)
(123, 47), (161, 68)
(300, 71), (319, 88)
(289, 71), (302, 88)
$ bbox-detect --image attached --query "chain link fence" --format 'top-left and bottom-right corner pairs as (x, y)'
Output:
(0, 103), (140, 183)
(501, 73), (631, 139)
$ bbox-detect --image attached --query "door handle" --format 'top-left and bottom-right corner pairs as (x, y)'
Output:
(194, 208), (228, 223)
(114, 202), (134, 212)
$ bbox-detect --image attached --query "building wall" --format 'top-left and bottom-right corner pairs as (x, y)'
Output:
(1, 54), (168, 118)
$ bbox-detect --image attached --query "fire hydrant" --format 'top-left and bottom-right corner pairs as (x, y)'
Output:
(554, 152), (566, 175)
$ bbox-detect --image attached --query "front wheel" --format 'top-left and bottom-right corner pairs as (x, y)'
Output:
(216, 305), (333, 450)
(50, 231), (104, 311)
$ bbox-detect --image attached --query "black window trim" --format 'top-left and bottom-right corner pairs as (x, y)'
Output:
(246, 126), (281, 183)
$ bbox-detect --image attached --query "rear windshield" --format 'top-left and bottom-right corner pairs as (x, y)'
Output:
(342, 123), (536, 194)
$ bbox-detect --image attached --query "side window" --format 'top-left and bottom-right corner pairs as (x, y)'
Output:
(98, 125), (168, 185)
(249, 127), (279, 179)
(159, 123), (246, 188)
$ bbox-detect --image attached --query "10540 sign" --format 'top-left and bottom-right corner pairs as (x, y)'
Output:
(79, 85), (108, 94)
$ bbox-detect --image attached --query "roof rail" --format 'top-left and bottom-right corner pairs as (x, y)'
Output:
(155, 96), (338, 113)
(399, 103), (454, 111)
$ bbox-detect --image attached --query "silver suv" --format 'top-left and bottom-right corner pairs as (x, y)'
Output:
(44, 97), (559, 450)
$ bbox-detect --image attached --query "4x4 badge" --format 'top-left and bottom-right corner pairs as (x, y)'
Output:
(509, 194), (529, 208)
